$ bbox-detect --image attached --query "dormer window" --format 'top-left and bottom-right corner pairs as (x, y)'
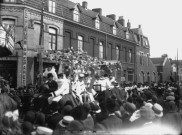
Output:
(126, 31), (129, 39)
(95, 18), (100, 29)
(116, 46), (119, 60)
(113, 26), (117, 35)
(73, 7), (80, 22)
(48, 0), (56, 13)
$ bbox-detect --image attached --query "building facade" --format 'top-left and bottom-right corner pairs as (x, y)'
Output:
(0, 0), (156, 87)
(151, 54), (172, 83)
(130, 26), (157, 84)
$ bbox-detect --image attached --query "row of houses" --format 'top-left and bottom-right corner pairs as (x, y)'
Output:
(0, 0), (158, 87)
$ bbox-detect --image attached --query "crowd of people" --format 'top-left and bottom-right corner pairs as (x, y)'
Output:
(0, 66), (182, 135)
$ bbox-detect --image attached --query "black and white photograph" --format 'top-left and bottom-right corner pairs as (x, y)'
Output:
(0, 0), (182, 134)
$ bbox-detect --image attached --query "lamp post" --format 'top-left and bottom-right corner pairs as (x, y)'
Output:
(38, 0), (45, 86)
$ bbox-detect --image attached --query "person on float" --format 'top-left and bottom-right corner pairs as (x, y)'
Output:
(43, 65), (58, 81)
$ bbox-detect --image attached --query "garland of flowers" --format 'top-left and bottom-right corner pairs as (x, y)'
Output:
(42, 47), (122, 74)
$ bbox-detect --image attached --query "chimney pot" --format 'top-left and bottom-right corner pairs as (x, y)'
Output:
(118, 16), (125, 26)
(127, 19), (131, 29)
(82, 1), (88, 9)
(139, 25), (141, 28)
(92, 8), (102, 16)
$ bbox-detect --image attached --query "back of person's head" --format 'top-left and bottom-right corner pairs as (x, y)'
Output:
(50, 101), (59, 112)
(58, 73), (64, 79)
(71, 105), (84, 120)
(47, 73), (53, 79)
(64, 100), (73, 108)
(106, 97), (118, 114)
(24, 111), (35, 124)
(62, 105), (73, 116)
(35, 112), (45, 126)
(22, 121), (33, 135)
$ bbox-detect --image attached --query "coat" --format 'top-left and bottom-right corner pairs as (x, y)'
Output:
(95, 114), (123, 132)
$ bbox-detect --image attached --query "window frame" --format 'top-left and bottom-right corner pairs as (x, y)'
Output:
(115, 46), (120, 60)
(113, 26), (117, 35)
(48, 0), (56, 13)
(99, 41), (104, 59)
(128, 70), (134, 82)
(48, 27), (57, 50)
(73, 7), (80, 22)
(78, 35), (84, 52)
(126, 31), (129, 39)
(95, 18), (100, 29)
(128, 49), (132, 63)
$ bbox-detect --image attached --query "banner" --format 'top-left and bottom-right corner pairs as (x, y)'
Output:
(0, 25), (14, 56)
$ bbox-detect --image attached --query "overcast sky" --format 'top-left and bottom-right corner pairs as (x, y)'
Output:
(72, 0), (182, 60)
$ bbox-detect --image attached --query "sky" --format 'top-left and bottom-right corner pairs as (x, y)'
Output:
(72, 0), (182, 60)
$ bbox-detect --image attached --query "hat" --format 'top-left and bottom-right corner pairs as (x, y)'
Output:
(79, 73), (85, 78)
(140, 106), (155, 121)
(90, 102), (101, 113)
(36, 126), (53, 135)
(144, 102), (153, 108)
(47, 73), (53, 78)
(22, 121), (33, 134)
(152, 103), (163, 117)
(112, 81), (119, 86)
(166, 96), (175, 101)
(62, 105), (73, 116)
(50, 101), (59, 111)
(169, 92), (174, 96)
(67, 120), (84, 131)
(59, 116), (74, 127)
(124, 102), (136, 114)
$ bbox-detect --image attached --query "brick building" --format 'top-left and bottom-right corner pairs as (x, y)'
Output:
(151, 54), (172, 83)
(131, 25), (157, 84)
(0, 0), (156, 87)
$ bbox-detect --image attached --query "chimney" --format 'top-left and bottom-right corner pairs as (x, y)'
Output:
(82, 1), (88, 9)
(92, 8), (102, 15)
(138, 25), (141, 28)
(127, 19), (131, 29)
(118, 16), (125, 27)
(106, 14), (116, 20)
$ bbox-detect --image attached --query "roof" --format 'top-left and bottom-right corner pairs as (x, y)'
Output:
(59, 0), (76, 9)
(150, 57), (165, 65)
(171, 60), (182, 67)
(131, 28), (143, 35)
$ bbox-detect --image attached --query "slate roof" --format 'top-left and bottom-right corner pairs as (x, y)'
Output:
(171, 60), (182, 67)
(151, 57), (165, 65)
(131, 28), (143, 35)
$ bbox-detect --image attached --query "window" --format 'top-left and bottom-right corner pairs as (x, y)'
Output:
(128, 71), (134, 82)
(128, 49), (132, 63)
(123, 47), (127, 62)
(139, 52), (143, 65)
(116, 46), (119, 60)
(113, 26), (117, 35)
(99, 42), (104, 59)
(49, 27), (57, 50)
(95, 18), (100, 29)
(126, 31), (129, 39)
(4, 0), (16, 3)
(48, 0), (56, 13)
(147, 54), (149, 66)
(73, 7), (80, 22)
(2, 18), (15, 38)
(78, 35), (83, 52)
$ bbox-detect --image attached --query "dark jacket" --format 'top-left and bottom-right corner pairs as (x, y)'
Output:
(47, 112), (62, 130)
(95, 114), (123, 131)
(47, 80), (58, 93)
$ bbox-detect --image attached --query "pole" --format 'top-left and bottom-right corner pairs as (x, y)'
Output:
(177, 48), (179, 84)
(38, 0), (45, 86)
